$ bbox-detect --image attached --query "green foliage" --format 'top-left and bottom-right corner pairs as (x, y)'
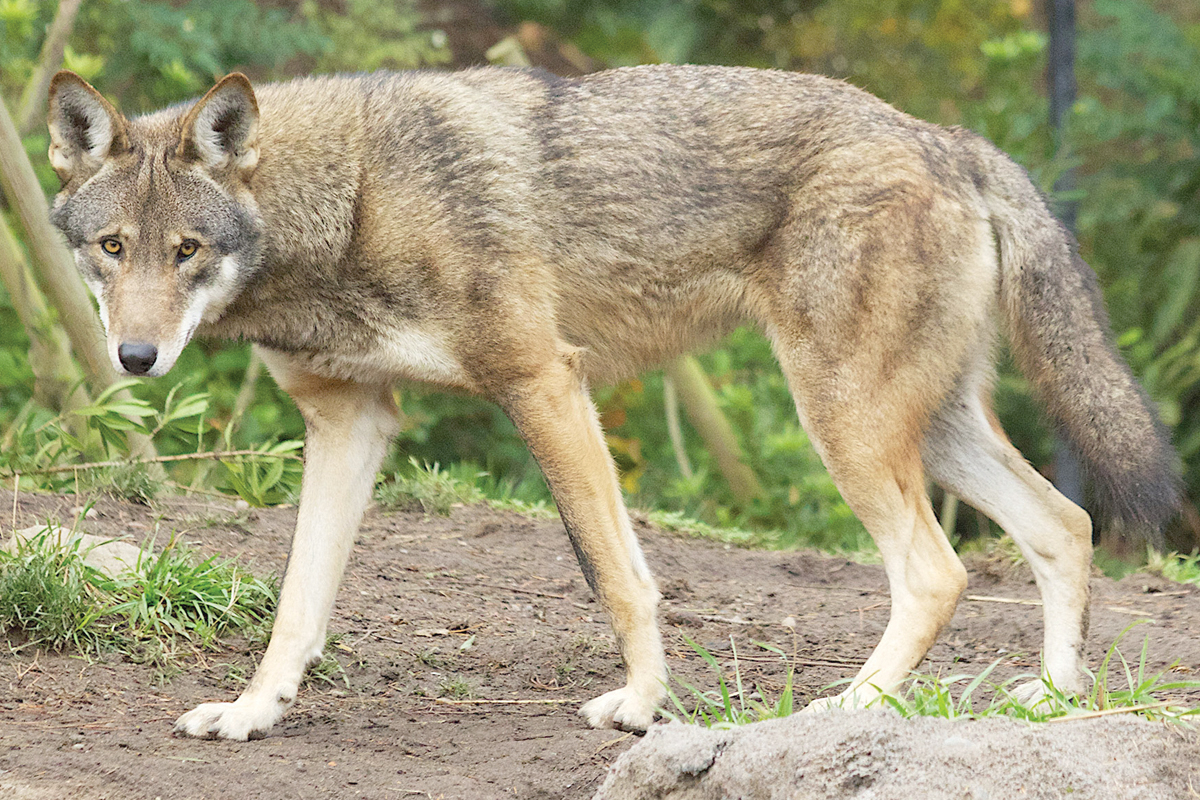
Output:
(0, 525), (277, 658)
(0, 377), (303, 507)
(881, 626), (1200, 726)
(668, 628), (1200, 728)
(498, 0), (777, 66)
(92, 462), (163, 505)
(302, 0), (449, 73)
(99, 536), (277, 644)
(0, 0), (46, 99)
(375, 457), (484, 515)
(1071, 1), (1200, 510)
(437, 674), (476, 699)
(662, 636), (796, 728)
(0, 379), (207, 486)
(1146, 550), (1200, 585)
(71, 379), (160, 452)
(0, 527), (106, 651)
(217, 440), (304, 507)
(73, 0), (329, 111)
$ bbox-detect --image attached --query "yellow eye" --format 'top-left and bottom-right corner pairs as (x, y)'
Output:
(101, 238), (122, 256)
(178, 240), (198, 260)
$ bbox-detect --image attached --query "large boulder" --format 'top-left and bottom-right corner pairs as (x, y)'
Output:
(594, 710), (1199, 799)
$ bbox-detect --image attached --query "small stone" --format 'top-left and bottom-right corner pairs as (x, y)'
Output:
(664, 609), (704, 629)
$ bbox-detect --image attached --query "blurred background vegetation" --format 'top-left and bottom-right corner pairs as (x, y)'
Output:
(1, 0), (1199, 561)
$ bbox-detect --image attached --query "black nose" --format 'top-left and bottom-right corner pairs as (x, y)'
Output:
(118, 341), (158, 375)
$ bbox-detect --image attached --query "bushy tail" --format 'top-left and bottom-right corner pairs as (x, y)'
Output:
(967, 135), (1180, 544)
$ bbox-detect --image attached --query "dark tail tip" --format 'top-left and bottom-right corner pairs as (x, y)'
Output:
(1081, 431), (1182, 552)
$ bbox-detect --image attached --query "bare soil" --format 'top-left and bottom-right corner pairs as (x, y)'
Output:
(2, 490), (1199, 799)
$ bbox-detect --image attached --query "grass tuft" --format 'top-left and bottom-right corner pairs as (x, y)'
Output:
(90, 463), (163, 505)
(438, 674), (476, 699)
(98, 534), (276, 643)
(0, 523), (277, 665)
(1146, 549), (1200, 585)
(0, 528), (107, 652)
(661, 636), (794, 728)
(376, 457), (483, 515)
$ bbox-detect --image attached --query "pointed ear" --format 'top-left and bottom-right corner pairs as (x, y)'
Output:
(178, 73), (259, 176)
(47, 71), (128, 184)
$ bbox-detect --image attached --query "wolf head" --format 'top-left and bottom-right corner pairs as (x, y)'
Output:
(47, 72), (264, 377)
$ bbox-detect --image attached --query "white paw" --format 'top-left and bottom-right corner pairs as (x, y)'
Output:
(1013, 674), (1082, 708)
(802, 686), (880, 713)
(802, 694), (849, 713)
(580, 686), (659, 732)
(174, 697), (285, 741)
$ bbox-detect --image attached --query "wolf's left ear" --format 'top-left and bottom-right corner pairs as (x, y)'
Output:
(178, 73), (259, 177)
(47, 71), (129, 185)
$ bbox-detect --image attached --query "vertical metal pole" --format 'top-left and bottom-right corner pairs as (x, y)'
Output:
(1047, 0), (1085, 507)
(1047, 0), (1078, 231)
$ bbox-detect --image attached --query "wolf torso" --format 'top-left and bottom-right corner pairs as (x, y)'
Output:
(177, 66), (986, 389)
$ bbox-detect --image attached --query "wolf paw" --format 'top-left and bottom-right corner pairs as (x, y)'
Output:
(802, 686), (881, 713)
(174, 698), (284, 741)
(802, 695), (849, 713)
(1013, 675), (1082, 708)
(580, 686), (658, 732)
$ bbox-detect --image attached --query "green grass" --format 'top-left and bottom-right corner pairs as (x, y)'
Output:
(437, 674), (476, 699)
(0, 529), (107, 652)
(878, 626), (1200, 725)
(0, 523), (277, 661)
(662, 636), (795, 728)
(376, 457), (484, 515)
(99, 534), (277, 646)
(664, 626), (1200, 729)
(1147, 550), (1200, 585)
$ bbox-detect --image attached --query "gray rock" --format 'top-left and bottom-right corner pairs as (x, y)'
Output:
(3, 524), (143, 577)
(594, 710), (1200, 799)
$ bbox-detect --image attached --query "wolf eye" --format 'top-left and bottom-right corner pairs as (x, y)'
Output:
(101, 238), (122, 257)
(177, 240), (199, 260)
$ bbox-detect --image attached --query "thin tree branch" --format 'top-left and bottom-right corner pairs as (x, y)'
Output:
(0, 219), (88, 415)
(662, 371), (694, 480)
(17, 0), (84, 137)
(2, 448), (302, 478)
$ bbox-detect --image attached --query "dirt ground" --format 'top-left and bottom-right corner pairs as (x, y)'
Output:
(2, 489), (1199, 799)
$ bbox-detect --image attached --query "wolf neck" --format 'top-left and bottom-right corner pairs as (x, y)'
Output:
(202, 76), (370, 351)
(203, 70), (541, 364)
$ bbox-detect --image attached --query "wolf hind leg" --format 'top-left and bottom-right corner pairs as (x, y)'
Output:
(924, 375), (1093, 698)
(768, 356), (968, 709)
(808, 446), (968, 709)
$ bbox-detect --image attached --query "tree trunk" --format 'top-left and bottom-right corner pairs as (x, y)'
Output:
(0, 220), (88, 415)
(664, 357), (764, 506)
(0, 95), (156, 457)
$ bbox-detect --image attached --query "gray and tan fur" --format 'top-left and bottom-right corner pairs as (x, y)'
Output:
(46, 65), (1179, 740)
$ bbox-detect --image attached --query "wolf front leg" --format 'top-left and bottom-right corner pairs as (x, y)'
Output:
(175, 358), (398, 740)
(494, 345), (666, 732)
